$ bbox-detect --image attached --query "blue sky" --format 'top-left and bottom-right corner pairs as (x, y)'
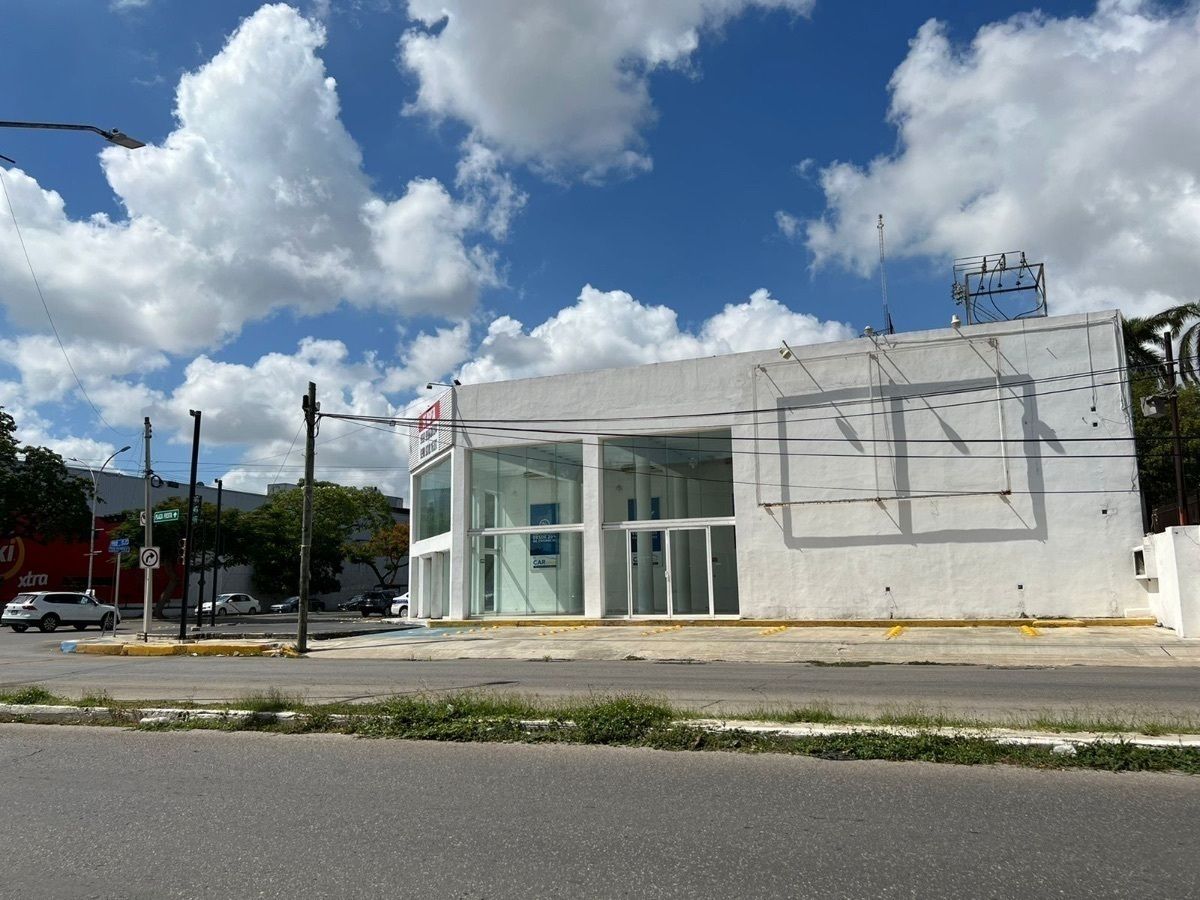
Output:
(0, 0), (1195, 495)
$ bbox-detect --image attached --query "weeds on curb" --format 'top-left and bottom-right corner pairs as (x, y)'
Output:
(0, 686), (55, 705)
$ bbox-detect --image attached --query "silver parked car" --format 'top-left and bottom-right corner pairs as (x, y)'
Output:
(1, 592), (120, 633)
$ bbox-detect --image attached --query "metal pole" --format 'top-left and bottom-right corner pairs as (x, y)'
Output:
(211, 479), (222, 628)
(142, 418), (153, 640)
(178, 411), (202, 642)
(194, 506), (207, 629)
(298, 382), (317, 654)
(110, 552), (121, 638)
(1164, 331), (1190, 527)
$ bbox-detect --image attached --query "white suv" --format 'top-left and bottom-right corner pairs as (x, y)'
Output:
(199, 593), (261, 617)
(2, 592), (120, 633)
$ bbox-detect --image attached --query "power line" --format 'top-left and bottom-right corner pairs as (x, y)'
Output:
(335, 354), (1197, 429)
(346, 417), (1143, 498)
(0, 166), (132, 440)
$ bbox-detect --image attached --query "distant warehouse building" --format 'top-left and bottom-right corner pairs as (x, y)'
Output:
(407, 310), (1146, 622)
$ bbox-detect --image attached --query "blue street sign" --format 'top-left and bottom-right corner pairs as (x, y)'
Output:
(108, 537), (131, 554)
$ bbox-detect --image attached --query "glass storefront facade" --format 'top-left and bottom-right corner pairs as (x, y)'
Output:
(468, 442), (584, 617)
(470, 443), (583, 529)
(600, 429), (738, 616)
(601, 430), (734, 523)
(414, 456), (452, 541)
(457, 431), (738, 618)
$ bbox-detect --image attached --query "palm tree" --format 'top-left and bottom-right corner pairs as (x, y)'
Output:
(1122, 302), (1200, 383)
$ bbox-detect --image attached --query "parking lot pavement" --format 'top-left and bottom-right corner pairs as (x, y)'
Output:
(308, 623), (1200, 667)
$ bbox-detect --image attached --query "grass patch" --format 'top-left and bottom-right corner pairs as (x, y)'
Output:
(0, 685), (58, 705)
(235, 688), (303, 713)
(7, 685), (1200, 774)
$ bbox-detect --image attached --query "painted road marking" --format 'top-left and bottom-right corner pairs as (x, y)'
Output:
(885, 625), (905, 640)
(1019, 624), (1041, 637)
(759, 625), (789, 636)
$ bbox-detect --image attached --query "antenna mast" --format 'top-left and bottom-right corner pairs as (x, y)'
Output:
(877, 214), (895, 335)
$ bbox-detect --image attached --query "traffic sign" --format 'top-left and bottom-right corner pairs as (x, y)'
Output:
(139, 546), (161, 570)
(139, 511), (146, 527)
(108, 538), (131, 554)
(153, 509), (180, 524)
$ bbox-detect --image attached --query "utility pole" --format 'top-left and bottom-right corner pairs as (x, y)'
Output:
(210, 479), (222, 628)
(298, 382), (318, 654)
(1164, 331), (1190, 527)
(142, 417), (153, 641)
(194, 504), (207, 629)
(178, 410), (202, 642)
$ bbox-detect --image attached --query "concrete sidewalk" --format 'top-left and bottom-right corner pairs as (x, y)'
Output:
(306, 622), (1200, 667)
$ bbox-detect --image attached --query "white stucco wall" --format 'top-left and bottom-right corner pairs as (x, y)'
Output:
(410, 311), (1145, 620)
(1140, 526), (1200, 637)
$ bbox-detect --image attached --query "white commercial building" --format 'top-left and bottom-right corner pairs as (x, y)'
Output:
(408, 310), (1150, 622)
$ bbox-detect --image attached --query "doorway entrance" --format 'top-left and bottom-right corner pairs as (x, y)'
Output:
(614, 524), (738, 617)
(419, 551), (450, 619)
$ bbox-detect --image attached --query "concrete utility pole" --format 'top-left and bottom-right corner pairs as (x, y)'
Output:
(178, 411), (202, 642)
(1164, 331), (1190, 526)
(142, 418), (153, 640)
(298, 382), (318, 654)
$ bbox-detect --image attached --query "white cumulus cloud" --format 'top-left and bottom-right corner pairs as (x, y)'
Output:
(796, 0), (1200, 318)
(0, 3), (503, 357)
(399, 0), (814, 180)
(456, 284), (852, 384)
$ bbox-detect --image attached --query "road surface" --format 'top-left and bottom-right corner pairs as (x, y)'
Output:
(3, 628), (1200, 720)
(1, 723), (1195, 899)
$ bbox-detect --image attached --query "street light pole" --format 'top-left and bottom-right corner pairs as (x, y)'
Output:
(0, 120), (145, 149)
(72, 446), (130, 598)
(210, 479), (222, 628)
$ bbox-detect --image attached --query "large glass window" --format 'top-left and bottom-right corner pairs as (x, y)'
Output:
(414, 456), (452, 541)
(471, 443), (583, 529)
(602, 430), (734, 523)
(470, 532), (583, 616)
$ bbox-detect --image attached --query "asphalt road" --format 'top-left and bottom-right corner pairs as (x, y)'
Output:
(4, 627), (1200, 720)
(1, 723), (1196, 899)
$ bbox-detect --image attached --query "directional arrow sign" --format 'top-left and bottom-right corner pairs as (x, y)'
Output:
(153, 509), (180, 524)
(139, 546), (161, 570)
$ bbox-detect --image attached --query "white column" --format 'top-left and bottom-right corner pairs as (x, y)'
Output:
(582, 436), (604, 617)
(448, 445), (471, 619)
(635, 453), (653, 611)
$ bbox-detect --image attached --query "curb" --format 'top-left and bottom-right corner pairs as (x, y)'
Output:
(426, 618), (1160, 629)
(2, 703), (1197, 753)
(60, 641), (295, 658)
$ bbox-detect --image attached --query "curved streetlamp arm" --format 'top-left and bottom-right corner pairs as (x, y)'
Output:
(0, 120), (145, 149)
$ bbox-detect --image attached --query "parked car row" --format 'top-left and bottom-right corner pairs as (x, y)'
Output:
(3, 587), (409, 636)
(269, 596), (326, 614)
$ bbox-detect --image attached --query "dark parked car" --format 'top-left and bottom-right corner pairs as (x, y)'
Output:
(270, 596), (325, 614)
(337, 594), (368, 612)
(360, 594), (391, 617)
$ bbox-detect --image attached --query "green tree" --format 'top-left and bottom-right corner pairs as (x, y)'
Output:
(111, 496), (221, 617)
(226, 483), (394, 597)
(1130, 378), (1200, 517)
(1122, 302), (1200, 382)
(346, 522), (410, 587)
(0, 408), (92, 542)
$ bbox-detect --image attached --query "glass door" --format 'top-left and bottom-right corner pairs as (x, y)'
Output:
(666, 528), (711, 616)
(629, 529), (666, 615)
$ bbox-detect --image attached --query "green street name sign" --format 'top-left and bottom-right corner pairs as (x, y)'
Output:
(153, 509), (181, 524)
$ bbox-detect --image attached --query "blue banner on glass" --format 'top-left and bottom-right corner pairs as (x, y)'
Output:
(530, 503), (559, 556)
(627, 497), (661, 552)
